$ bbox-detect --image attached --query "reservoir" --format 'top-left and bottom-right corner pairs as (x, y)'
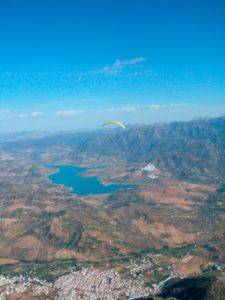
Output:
(49, 165), (134, 195)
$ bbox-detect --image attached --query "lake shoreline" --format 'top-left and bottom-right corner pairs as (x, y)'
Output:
(48, 164), (135, 196)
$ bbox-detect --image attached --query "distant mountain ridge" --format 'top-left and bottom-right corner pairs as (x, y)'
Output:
(77, 116), (225, 183)
(0, 116), (225, 291)
(2, 116), (225, 183)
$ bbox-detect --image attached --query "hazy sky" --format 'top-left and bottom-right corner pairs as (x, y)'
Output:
(0, 0), (225, 132)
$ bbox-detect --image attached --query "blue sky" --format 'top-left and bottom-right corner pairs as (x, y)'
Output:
(0, 0), (225, 132)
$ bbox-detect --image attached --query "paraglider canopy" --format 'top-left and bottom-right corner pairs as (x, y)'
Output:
(102, 120), (125, 130)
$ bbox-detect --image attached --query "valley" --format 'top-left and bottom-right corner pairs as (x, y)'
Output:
(0, 116), (225, 298)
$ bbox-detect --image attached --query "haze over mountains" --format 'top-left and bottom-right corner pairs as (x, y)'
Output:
(77, 116), (225, 183)
(3, 116), (224, 183)
(0, 116), (225, 299)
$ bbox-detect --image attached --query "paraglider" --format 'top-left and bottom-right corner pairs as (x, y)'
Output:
(102, 120), (126, 130)
(102, 120), (125, 143)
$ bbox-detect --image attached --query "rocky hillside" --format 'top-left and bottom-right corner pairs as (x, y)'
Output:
(158, 271), (225, 300)
(77, 116), (225, 183)
(3, 116), (225, 183)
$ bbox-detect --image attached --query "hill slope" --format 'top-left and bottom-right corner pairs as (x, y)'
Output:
(77, 116), (225, 183)
(158, 271), (225, 300)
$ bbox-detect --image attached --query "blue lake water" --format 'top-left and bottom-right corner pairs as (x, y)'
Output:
(49, 165), (134, 195)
